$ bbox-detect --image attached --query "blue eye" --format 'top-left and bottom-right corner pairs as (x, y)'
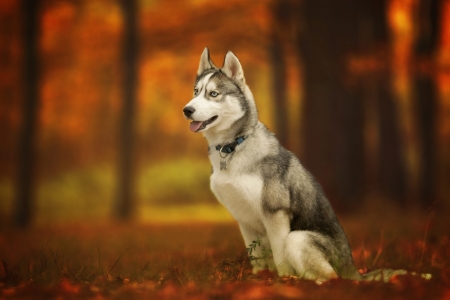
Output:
(210, 91), (219, 97)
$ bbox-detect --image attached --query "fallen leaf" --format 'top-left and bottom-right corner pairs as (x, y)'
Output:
(59, 279), (80, 294)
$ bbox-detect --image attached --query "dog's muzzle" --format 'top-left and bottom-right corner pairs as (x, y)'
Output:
(183, 106), (195, 118)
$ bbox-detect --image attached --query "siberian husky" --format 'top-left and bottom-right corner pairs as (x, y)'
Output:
(183, 48), (403, 283)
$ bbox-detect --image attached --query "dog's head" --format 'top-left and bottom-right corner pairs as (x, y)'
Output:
(183, 48), (249, 134)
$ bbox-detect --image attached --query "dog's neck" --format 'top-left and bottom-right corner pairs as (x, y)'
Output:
(203, 114), (258, 148)
(203, 126), (253, 149)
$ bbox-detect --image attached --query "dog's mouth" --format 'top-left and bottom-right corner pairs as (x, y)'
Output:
(189, 115), (218, 132)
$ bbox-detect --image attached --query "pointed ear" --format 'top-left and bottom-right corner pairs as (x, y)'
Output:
(197, 47), (216, 75)
(222, 51), (245, 83)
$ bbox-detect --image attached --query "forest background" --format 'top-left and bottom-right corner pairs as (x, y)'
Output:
(0, 0), (450, 226)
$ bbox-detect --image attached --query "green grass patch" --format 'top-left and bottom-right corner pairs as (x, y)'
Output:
(138, 204), (233, 223)
(1, 158), (223, 224)
(137, 158), (214, 206)
(36, 165), (115, 222)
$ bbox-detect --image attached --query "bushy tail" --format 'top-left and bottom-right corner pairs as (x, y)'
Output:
(361, 269), (432, 283)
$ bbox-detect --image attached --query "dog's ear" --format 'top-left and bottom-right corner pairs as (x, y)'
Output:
(222, 51), (245, 83)
(198, 47), (216, 75)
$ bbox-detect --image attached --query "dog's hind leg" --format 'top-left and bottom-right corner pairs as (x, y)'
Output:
(264, 210), (295, 276)
(284, 231), (339, 282)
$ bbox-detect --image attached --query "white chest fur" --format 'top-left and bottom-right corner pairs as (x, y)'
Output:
(210, 168), (265, 233)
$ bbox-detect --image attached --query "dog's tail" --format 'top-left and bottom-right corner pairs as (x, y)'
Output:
(361, 269), (432, 282)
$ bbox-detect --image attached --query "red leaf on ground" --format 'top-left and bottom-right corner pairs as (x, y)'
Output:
(256, 269), (277, 280)
(58, 278), (80, 294)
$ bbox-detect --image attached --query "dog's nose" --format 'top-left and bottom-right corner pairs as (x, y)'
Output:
(183, 106), (195, 117)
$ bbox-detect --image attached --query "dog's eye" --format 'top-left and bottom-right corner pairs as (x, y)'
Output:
(194, 88), (199, 96)
(210, 91), (219, 97)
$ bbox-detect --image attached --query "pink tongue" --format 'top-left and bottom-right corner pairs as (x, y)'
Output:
(189, 121), (203, 132)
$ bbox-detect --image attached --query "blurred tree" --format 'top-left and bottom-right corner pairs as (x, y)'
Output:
(356, 0), (407, 204)
(296, 0), (365, 210)
(437, 0), (450, 205)
(375, 72), (407, 204)
(413, 0), (441, 207)
(295, 0), (418, 208)
(375, 0), (408, 204)
(270, 0), (290, 149)
(116, 0), (138, 220)
(14, 0), (40, 227)
(0, 1), (20, 180)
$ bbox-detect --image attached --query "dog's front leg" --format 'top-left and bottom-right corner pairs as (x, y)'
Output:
(264, 210), (295, 277)
(238, 223), (274, 273)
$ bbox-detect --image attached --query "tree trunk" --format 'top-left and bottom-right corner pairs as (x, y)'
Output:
(413, 0), (440, 208)
(373, 0), (407, 204)
(116, 0), (138, 220)
(297, 0), (365, 210)
(14, 0), (40, 227)
(270, 0), (289, 149)
(376, 76), (407, 202)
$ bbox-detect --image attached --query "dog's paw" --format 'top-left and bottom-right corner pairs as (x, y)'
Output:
(276, 261), (296, 277)
(252, 264), (268, 274)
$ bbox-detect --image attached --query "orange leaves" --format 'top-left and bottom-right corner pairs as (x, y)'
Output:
(0, 280), (81, 299)
(38, 0), (123, 166)
(0, 261), (446, 300)
(58, 278), (81, 294)
(438, 0), (450, 68)
(1, 221), (450, 299)
(388, 0), (414, 40)
(388, 0), (414, 96)
(41, 2), (77, 53)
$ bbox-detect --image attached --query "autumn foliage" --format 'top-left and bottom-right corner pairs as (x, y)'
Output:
(1, 208), (450, 299)
(1, 0), (450, 298)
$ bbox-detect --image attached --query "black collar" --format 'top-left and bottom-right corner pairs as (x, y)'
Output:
(215, 136), (247, 154)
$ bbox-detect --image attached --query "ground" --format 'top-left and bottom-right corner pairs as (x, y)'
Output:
(1, 204), (450, 299)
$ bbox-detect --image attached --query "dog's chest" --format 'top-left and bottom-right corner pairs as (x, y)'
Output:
(210, 170), (264, 229)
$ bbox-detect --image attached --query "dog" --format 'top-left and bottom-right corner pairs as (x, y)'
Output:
(183, 48), (403, 283)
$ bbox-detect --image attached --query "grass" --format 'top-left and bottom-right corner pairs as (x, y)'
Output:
(137, 158), (213, 206)
(1, 205), (450, 299)
(0, 223), (244, 292)
(0, 158), (220, 225)
(138, 204), (234, 223)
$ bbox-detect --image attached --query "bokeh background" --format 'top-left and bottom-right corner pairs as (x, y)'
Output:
(1, 0), (449, 227)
